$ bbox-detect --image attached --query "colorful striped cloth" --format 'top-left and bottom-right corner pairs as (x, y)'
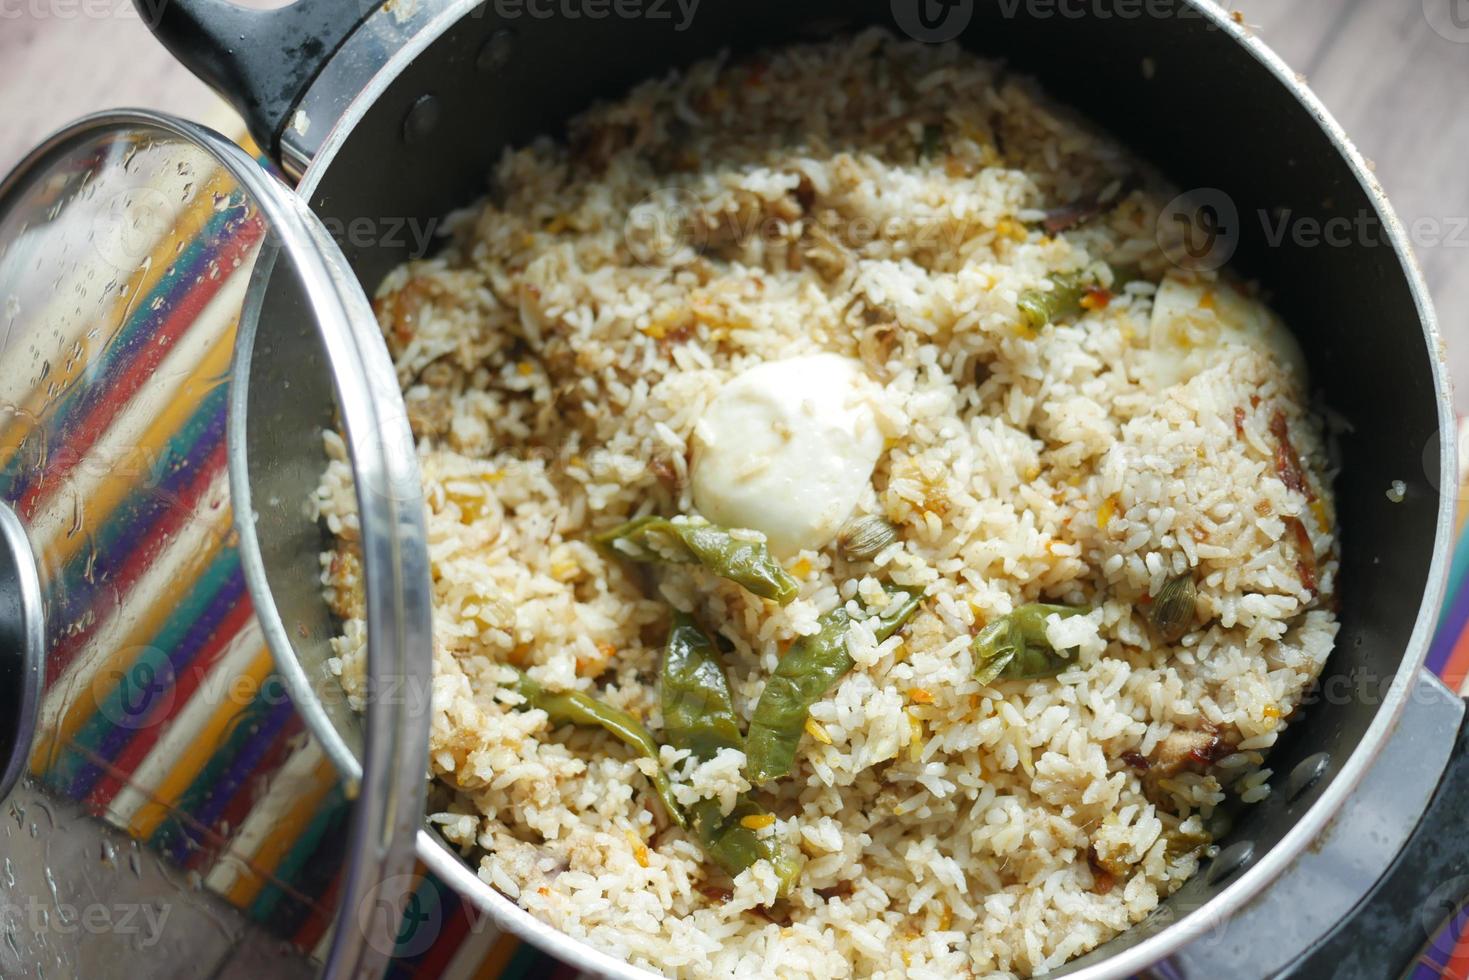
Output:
(4, 125), (1467, 980)
(1412, 468), (1469, 980)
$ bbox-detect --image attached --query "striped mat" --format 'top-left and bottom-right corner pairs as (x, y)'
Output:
(3, 128), (1467, 980)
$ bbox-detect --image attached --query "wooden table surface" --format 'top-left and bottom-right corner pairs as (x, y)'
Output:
(2, 1), (1467, 408)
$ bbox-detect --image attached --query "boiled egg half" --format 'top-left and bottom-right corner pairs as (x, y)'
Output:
(1147, 270), (1308, 389)
(690, 353), (885, 556)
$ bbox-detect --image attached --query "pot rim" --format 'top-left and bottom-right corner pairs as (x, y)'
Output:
(274, 2), (1458, 976)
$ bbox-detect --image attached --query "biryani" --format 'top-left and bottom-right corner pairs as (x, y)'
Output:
(315, 30), (1338, 978)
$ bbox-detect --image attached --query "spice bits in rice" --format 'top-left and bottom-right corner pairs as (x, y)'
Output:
(316, 30), (1339, 979)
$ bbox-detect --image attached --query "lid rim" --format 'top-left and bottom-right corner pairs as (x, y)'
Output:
(0, 500), (44, 805)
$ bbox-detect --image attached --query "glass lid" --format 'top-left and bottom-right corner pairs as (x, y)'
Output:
(0, 112), (432, 979)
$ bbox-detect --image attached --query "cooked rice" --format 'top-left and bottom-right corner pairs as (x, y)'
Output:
(315, 30), (1338, 978)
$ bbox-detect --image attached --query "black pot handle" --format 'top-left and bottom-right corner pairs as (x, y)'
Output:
(1281, 710), (1469, 978)
(134, 0), (375, 161)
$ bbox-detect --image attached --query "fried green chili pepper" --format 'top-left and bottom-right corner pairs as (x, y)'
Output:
(595, 515), (800, 604)
(1016, 264), (1142, 332)
(659, 614), (801, 895)
(746, 585), (922, 783)
(511, 669), (686, 829)
(686, 798), (802, 895)
(660, 612), (745, 759)
(972, 603), (1090, 685)
(1017, 271), (1092, 332)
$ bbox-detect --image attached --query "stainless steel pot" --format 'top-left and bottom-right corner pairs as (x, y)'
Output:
(34, 0), (1458, 975)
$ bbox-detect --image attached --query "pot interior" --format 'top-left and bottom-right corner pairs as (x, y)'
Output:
(239, 2), (1449, 973)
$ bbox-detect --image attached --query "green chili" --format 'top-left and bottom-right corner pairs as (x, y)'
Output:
(595, 515), (799, 604)
(686, 798), (802, 896)
(659, 613), (800, 895)
(1016, 264), (1142, 332)
(512, 669), (686, 829)
(746, 585), (922, 783)
(1017, 271), (1092, 332)
(660, 612), (744, 760)
(973, 603), (1090, 685)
